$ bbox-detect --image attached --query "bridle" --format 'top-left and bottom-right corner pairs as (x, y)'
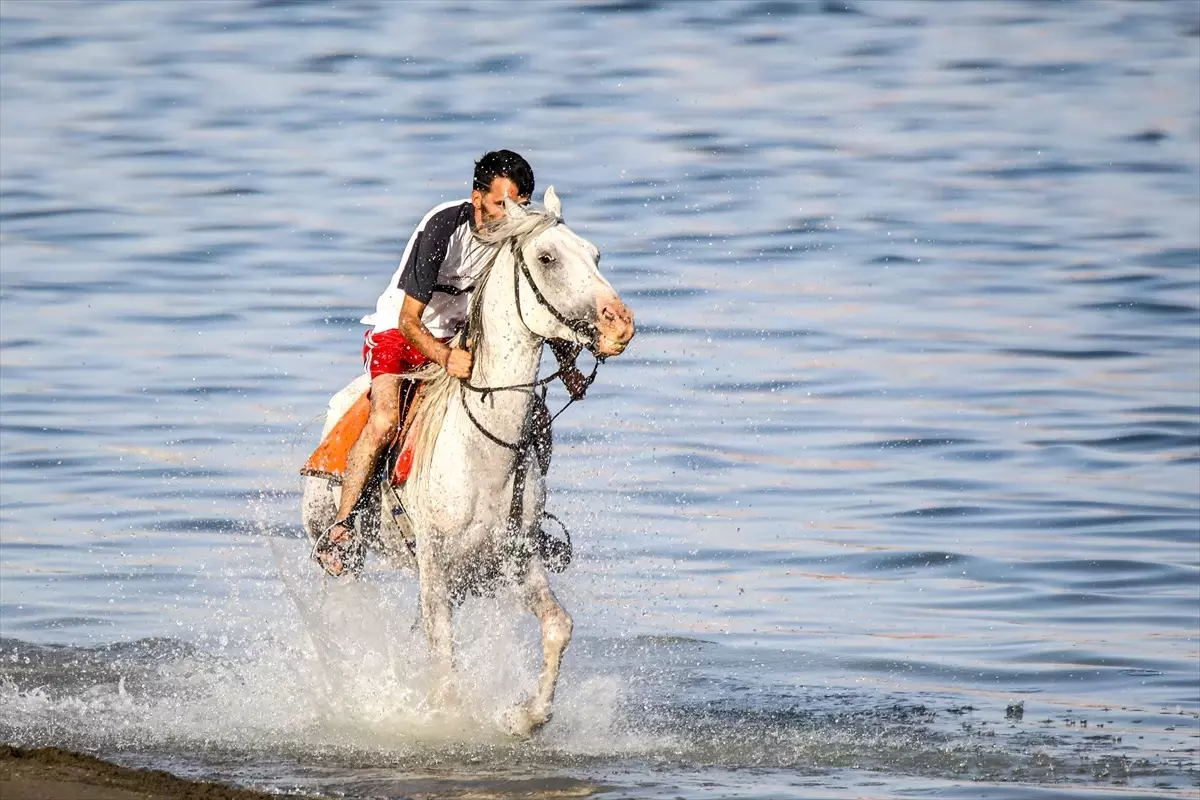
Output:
(510, 240), (602, 353)
(458, 237), (604, 452)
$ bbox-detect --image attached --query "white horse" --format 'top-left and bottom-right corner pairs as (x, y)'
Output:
(301, 187), (635, 736)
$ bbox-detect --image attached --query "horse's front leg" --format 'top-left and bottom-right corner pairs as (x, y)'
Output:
(417, 549), (456, 706)
(506, 564), (572, 737)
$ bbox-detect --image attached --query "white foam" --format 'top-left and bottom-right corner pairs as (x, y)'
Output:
(0, 535), (643, 761)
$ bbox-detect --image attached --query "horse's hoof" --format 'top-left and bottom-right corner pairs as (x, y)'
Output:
(502, 703), (549, 738)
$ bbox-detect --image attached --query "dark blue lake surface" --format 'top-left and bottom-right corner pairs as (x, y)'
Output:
(1, 1), (1197, 797)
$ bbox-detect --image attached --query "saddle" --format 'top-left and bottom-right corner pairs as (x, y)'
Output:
(300, 379), (424, 486)
(300, 376), (572, 574)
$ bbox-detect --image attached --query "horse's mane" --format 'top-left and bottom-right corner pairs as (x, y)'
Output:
(473, 204), (560, 247)
(404, 205), (560, 488)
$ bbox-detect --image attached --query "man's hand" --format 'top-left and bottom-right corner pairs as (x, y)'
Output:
(400, 295), (473, 379)
(445, 347), (473, 380)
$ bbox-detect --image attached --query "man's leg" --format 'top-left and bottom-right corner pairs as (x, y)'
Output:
(318, 373), (401, 574)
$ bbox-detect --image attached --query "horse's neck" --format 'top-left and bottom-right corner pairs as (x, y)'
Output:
(467, 248), (543, 432)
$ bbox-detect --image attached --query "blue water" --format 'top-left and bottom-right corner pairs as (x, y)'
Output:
(1, 1), (1198, 797)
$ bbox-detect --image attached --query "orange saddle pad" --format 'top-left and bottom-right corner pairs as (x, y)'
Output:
(300, 392), (370, 483)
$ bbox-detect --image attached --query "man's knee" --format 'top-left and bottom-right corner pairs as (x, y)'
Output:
(366, 376), (401, 429)
(362, 407), (400, 445)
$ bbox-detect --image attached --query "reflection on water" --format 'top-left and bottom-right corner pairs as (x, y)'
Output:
(1, 0), (1198, 797)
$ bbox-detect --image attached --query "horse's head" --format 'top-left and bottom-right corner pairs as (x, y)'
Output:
(495, 187), (635, 358)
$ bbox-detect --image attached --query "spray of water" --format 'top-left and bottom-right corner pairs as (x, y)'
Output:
(0, 515), (650, 768)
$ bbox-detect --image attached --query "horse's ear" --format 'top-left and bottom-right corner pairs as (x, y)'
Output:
(503, 196), (528, 217)
(544, 185), (562, 219)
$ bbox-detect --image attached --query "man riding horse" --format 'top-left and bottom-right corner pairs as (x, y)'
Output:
(314, 150), (588, 577)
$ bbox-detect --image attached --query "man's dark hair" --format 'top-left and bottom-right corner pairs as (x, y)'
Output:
(473, 150), (534, 198)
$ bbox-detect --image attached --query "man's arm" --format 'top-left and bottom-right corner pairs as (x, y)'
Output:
(399, 295), (473, 379)
(394, 203), (475, 380)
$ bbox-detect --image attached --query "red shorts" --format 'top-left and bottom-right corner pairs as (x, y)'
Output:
(362, 329), (441, 380)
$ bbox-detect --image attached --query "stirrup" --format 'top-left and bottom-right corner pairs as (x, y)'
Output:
(311, 517), (362, 578)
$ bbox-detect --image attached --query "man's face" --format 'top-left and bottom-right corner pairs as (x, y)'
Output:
(473, 177), (528, 225)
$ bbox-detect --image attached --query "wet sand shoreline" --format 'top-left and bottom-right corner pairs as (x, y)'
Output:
(0, 744), (313, 800)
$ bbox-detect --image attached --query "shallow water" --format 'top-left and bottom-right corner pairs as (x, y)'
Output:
(1, 0), (1198, 797)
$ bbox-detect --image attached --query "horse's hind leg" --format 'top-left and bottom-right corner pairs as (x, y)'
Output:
(506, 565), (573, 737)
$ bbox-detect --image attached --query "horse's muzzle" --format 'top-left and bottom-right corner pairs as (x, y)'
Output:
(593, 296), (635, 357)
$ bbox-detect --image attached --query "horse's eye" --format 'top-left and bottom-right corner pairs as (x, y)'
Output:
(537, 253), (555, 266)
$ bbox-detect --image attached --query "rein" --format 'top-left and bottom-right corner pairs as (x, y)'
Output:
(458, 357), (599, 451)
